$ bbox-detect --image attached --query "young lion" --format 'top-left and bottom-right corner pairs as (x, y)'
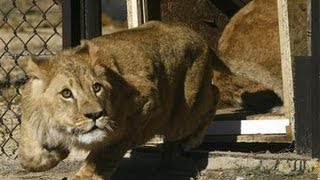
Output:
(217, 0), (307, 111)
(18, 21), (219, 179)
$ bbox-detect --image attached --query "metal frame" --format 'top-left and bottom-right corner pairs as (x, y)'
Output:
(127, 0), (149, 28)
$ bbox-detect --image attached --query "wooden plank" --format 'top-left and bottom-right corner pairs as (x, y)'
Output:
(146, 113), (292, 143)
(215, 108), (285, 121)
(308, 0), (311, 55)
(293, 56), (312, 155)
(126, 0), (143, 28)
(208, 119), (290, 135)
(146, 134), (292, 144)
(146, 118), (291, 144)
(204, 134), (292, 143)
(277, 0), (295, 138)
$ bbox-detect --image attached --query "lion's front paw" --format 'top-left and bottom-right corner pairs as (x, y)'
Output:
(19, 147), (69, 172)
(69, 161), (113, 180)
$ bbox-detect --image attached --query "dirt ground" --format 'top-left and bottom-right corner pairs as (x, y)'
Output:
(0, 148), (318, 180)
(198, 169), (317, 180)
(0, 158), (317, 180)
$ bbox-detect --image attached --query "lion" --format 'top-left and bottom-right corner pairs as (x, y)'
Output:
(217, 0), (307, 112)
(18, 21), (219, 180)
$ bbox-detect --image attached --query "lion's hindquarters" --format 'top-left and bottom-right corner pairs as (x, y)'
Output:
(180, 81), (219, 149)
(164, 45), (219, 149)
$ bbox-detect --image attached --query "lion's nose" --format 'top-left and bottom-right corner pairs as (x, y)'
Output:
(84, 111), (104, 121)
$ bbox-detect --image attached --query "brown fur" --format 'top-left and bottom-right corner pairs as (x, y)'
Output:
(218, 0), (282, 100)
(18, 21), (219, 179)
(217, 0), (307, 108)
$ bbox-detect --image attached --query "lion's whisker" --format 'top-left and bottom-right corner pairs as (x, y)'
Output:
(108, 120), (116, 128)
(105, 125), (113, 132)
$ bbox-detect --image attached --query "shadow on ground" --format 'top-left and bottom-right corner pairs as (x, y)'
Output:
(112, 148), (209, 180)
(0, 144), (317, 180)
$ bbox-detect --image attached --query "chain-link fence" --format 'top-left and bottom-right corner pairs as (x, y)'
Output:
(0, 0), (62, 158)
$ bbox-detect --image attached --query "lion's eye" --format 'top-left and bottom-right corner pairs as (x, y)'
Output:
(61, 89), (73, 98)
(92, 83), (102, 93)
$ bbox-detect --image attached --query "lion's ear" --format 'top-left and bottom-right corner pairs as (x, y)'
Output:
(79, 40), (101, 66)
(24, 56), (51, 79)
(74, 41), (90, 55)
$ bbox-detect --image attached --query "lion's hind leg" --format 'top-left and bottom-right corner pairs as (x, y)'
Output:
(160, 118), (212, 166)
(182, 79), (219, 148)
(70, 142), (129, 180)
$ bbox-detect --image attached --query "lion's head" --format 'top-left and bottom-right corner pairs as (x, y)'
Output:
(18, 43), (131, 171)
(23, 45), (120, 147)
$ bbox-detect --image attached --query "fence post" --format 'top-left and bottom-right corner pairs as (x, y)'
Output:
(294, 57), (313, 155)
(62, 0), (101, 49)
(294, 0), (320, 158)
(311, 0), (320, 158)
(62, 0), (81, 48)
(146, 0), (161, 21)
(81, 0), (102, 39)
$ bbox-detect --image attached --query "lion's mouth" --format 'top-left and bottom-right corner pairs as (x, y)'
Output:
(74, 125), (107, 145)
(69, 119), (113, 138)
(84, 125), (100, 134)
(70, 125), (102, 136)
